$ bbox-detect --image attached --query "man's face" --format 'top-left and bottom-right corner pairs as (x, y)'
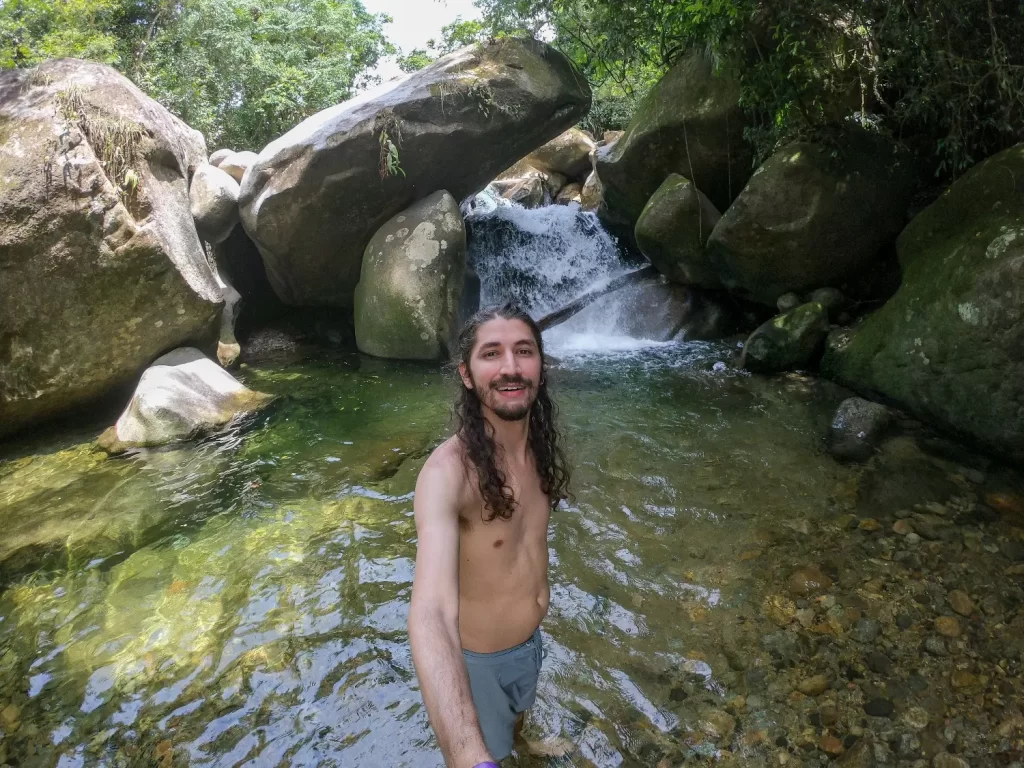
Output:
(460, 317), (543, 422)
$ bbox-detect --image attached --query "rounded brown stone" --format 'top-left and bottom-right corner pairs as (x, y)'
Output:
(797, 674), (830, 696)
(820, 733), (845, 756)
(892, 519), (916, 535)
(935, 616), (962, 637)
(948, 589), (974, 617)
(788, 566), (833, 597)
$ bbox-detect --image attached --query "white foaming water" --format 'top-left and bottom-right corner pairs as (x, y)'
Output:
(465, 190), (661, 356)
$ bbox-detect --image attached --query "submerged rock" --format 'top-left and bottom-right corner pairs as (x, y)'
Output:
(827, 397), (892, 462)
(634, 173), (722, 289)
(562, 274), (736, 342)
(239, 38), (590, 308)
(707, 134), (914, 306)
(596, 49), (751, 231)
(822, 143), (1024, 465)
(190, 164), (240, 244)
(0, 59), (225, 440)
(98, 348), (275, 453)
(740, 303), (831, 373)
(354, 191), (467, 360)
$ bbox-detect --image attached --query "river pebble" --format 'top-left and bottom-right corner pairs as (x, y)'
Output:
(947, 590), (974, 616)
(935, 617), (962, 637)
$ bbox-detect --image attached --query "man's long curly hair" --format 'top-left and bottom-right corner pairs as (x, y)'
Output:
(452, 302), (571, 522)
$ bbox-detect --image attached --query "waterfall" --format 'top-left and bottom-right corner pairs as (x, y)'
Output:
(463, 190), (678, 354)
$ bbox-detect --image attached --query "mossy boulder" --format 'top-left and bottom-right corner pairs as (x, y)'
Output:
(98, 347), (276, 453)
(595, 49), (751, 232)
(354, 191), (467, 360)
(240, 38), (590, 308)
(0, 59), (227, 440)
(821, 144), (1024, 465)
(634, 173), (722, 289)
(707, 134), (914, 306)
(741, 302), (830, 373)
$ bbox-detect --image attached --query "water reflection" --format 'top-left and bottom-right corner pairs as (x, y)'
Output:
(0, 345), (1021, 766)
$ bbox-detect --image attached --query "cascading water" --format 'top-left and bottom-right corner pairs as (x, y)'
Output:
(464, 189), (679, 355)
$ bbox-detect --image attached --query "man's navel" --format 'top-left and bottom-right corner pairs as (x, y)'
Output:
(493, 539), (504, 548)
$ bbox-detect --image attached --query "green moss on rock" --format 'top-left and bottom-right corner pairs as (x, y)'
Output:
(821, 144), (1024, 465)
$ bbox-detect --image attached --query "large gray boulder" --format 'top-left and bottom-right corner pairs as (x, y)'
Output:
(822, 144), (1024, 465)
(515, 126), (595, 180)
(190, 164), (240, 244)
(707, 135), (914, 306)
(634, 173), (722, 289)
(240, 39), (590, 308)
(741, 302), (831, 373)
(595, 49), (751, 232)
(98, 348), (275, 453)
(353, 191), (467, 360)
(0, 59), (226, 440)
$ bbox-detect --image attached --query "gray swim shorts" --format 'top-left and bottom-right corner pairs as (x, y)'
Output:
(463, 628), (544, 761)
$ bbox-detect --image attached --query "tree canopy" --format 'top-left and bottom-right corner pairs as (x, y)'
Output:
(475, 0), (1024, 176)
(0, 0), (393, 150)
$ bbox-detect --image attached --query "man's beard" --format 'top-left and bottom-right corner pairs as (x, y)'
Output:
(473, 375), (536, 421)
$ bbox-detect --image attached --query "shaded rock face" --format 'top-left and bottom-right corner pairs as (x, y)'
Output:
(822, 144), (1024, 465)
(634, 173), (722, 289)
(98, 348), (275, 453)
(708, 135), (914, 306)
(827, 397), (892, 462)
(354, 191), (467, 360)
(190, 164), (240, 244)
(240, 38), (591, 308)
(580, 169), (603, 212)
(520, 126), (594, 180)
(741, 302), (831, 373)
(564, 274), (736, 342)
(0, 59), (223, 440)
(216, 226), (287, 335)
(503, 176), (545, 208)
(595, 49), (751, 232)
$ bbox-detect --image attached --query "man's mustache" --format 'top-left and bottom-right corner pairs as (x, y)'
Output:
(490, 376), (534, 390)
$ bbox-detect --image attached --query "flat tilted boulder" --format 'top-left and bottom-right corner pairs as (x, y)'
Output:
(596, 49), (751, 232)
(98, 348), (275, 453)
(512, 126), (595, 181)
(635, 173), (722, 289)
(0, 59), (225, 440)
(240, 38), (590, 308)
(707, 135), (914, 306)
(354, 191), (467, 360)
(822, 144), (1024, 465)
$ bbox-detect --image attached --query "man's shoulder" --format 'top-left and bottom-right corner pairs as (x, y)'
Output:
(417, 435), (469, 486)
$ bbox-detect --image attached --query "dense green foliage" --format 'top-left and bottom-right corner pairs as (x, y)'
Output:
(396, 17), (488, 73)
(0, 0), (392, 150)
(476, 0), (1024, 175)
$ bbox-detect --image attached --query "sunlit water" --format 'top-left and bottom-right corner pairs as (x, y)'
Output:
(2, 345), (1023, 767)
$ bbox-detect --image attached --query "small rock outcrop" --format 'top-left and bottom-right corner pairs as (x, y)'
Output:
(596, 49), (751, 231)
(634, 173), (722, 289)
(0, 59), (226, 439)
(708, 135), (914, 306)
(218, 150), (258, 184)
(209, 148), (233, 167)
(827, 397), (892, 462)
(190, 164), (240, 244)
(522, 127), (595, 180)
(822, 143), (1024, 465)
(353, 191), (467, 360)
(239, 38), (590, 308)
(741, 302), (831, 373)
(98, 348), (275, 453)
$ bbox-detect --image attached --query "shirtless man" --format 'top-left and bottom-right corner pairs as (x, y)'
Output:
(408, 303), (571, 767)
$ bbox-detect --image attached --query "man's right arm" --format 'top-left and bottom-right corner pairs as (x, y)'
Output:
(408, 456), (493, 768)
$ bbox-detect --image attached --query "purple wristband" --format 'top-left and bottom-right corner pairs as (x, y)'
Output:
(473, 763), (500, 768)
